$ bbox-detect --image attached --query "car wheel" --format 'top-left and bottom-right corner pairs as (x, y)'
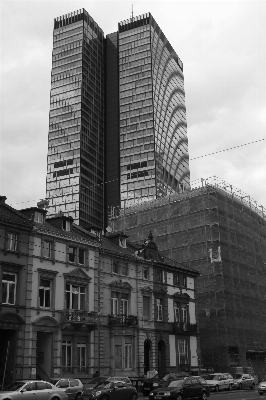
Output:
(177, 394), (182, 400)
(101, 395), (109, 400)
(201, 391), (207, 400)
(142, 389), (150, 396)
(251, 383), (255, 390)
(239, 384), (242, 390)
(51, 397), (60, 400)
(130, 394), (138, 400)
(229, 384), (232, 391)
(75, 393), (82, 400)
(215, 385), (219, 392)
(259, 393), (263, 396)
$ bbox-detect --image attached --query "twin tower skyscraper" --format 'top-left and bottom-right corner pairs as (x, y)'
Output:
(46, 8), (190, 229)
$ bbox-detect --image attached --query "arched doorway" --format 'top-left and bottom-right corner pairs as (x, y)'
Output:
(158, 340), (166, 377)
(144, 339), (151, 374)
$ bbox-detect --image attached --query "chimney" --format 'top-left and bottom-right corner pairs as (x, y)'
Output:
(0, 196), (7, 204)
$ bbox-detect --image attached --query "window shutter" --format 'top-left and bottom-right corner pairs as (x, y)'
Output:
(143, 296), (150, 319)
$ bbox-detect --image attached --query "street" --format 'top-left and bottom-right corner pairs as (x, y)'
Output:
(137, 388), (263, 400)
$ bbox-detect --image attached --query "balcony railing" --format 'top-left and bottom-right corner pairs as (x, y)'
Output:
(61, 310), (100, 325)
(108, 314), (138, 327)
(173, 322), (197, 333)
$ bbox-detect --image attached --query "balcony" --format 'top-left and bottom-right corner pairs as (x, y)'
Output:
(61, 310), (100, 326)
(108, 314), (138, 327)
(173, 322), (197, 334)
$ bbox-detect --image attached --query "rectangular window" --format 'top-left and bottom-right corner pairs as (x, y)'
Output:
(43, 241), (52, 258)
(173, 274), (179, 286)
(77, 344), (86, 370)
(182, 276), (187, 288)
(34, 212), (44, 223)
(143, 296), (150, 320)
(125, 344), (132, 369)
(2, 272), (16, 304)
(68, 246), (76, 263)
(62, 340), (72, 367)
(78, 249), (85, 265)
(113, 260), (119, 274)
(178, 339), (188, 366)
(63, 220), (71, 231)
(39, 279), (51, 308)
(7, 233), (18, 252)
(174, 301), (180, 322)
(156, 269), (162, 282)
(143, 267), (149, 280)
(156, 298), (163, 321)
(115, 345), (122, 369)
(182, 304), (188, 323)
(111, 292), (119, 315)
(65, 284), (85, 310)
(121, 295), (128, 317)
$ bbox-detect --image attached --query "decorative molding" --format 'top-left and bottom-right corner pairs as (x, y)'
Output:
(141, 286), (153, 294)
(0, 312), (25, 325)
(64, 267), (91, 283)
(109, 279), (132, 290)
(32, 316), (59, 327)
(37, 268), (59, 277)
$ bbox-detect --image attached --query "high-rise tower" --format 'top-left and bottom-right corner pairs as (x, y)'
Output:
(46, 9), (105, 229)
(106, 13), (190, 213)
(46, 10), (190, 228)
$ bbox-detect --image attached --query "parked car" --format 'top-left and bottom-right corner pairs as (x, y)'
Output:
(232, 373), (255, 390)
(0, 380), (68, 400)
(50, 378), (83, 400)
(106, 376), (133, 386)
(149, 377), (210, 400)
(258, 380), (266, 395)
(141, 372), (189, 396)
(81, 377), (109, 388)
(81, 380), (138, 400)
(205, 373), (234, 392)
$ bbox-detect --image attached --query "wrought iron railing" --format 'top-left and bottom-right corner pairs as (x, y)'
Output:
(61, 310), (100, 325)
(108, 314), (138, 327)
(173, 322), (197, 333)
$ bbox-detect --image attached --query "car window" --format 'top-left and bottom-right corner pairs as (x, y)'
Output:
(36, 382), (48, 390)
(4, 382), (26, 391)
(57, 379), (69, 388)
(233, 374), (242, 379)
(25, 383), (36, 391)
(191, 379), (199, 385)
(184, 379), (192, 387)
(168, 380), (184, 388)
(114, 382), (124, 388)
(47, 384), (53, 389)
(70, 380), (80, 387)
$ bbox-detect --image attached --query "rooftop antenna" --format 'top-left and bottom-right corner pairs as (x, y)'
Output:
(131, 4), (133, 21)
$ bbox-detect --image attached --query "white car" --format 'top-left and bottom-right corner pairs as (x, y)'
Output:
(205, 373), (234, 392)
(106, 377), (132, 386)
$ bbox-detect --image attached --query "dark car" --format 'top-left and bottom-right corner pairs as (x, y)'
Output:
(0, 380), (68, 400)
(149, 377), (210, 400)
(81, 380), (138, 400)
(81, 377), (109, 389)
(50, 378), (83, 400)
(141, 372), (189, 396)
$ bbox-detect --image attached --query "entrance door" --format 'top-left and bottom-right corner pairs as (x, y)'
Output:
(36, 332), (52, 380)
(144, 340), (151, 374)
(158, 340), (166, 377)
(0, 329), (16, 387)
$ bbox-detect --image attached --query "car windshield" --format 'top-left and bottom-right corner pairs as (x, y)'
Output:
(232, 374), (242, 379)
(102, 383), (114, 389)
(206, 375), (221, 380)
(4, 382), (26, 391)
(166, 380), (184, 388)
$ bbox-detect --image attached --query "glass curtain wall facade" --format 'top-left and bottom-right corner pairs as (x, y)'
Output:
(46, 9), (105, 229)
(118, 13), (190, 208)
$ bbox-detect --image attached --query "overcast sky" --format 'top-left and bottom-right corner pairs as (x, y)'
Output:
(1, 0), (266, 211)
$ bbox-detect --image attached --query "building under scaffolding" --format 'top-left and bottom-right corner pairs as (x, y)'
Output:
(109, 178), (266, 377)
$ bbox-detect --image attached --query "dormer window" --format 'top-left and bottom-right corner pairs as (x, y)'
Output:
(34, 212), (44, 223)
(119, 237), (127, 248)
(63, 220), (71, 231)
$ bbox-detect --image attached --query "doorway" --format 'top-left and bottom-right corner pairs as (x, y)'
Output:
(158, 340), (166, 377)
(144, 339), (151, 374)
(36, 332), (52, 380)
